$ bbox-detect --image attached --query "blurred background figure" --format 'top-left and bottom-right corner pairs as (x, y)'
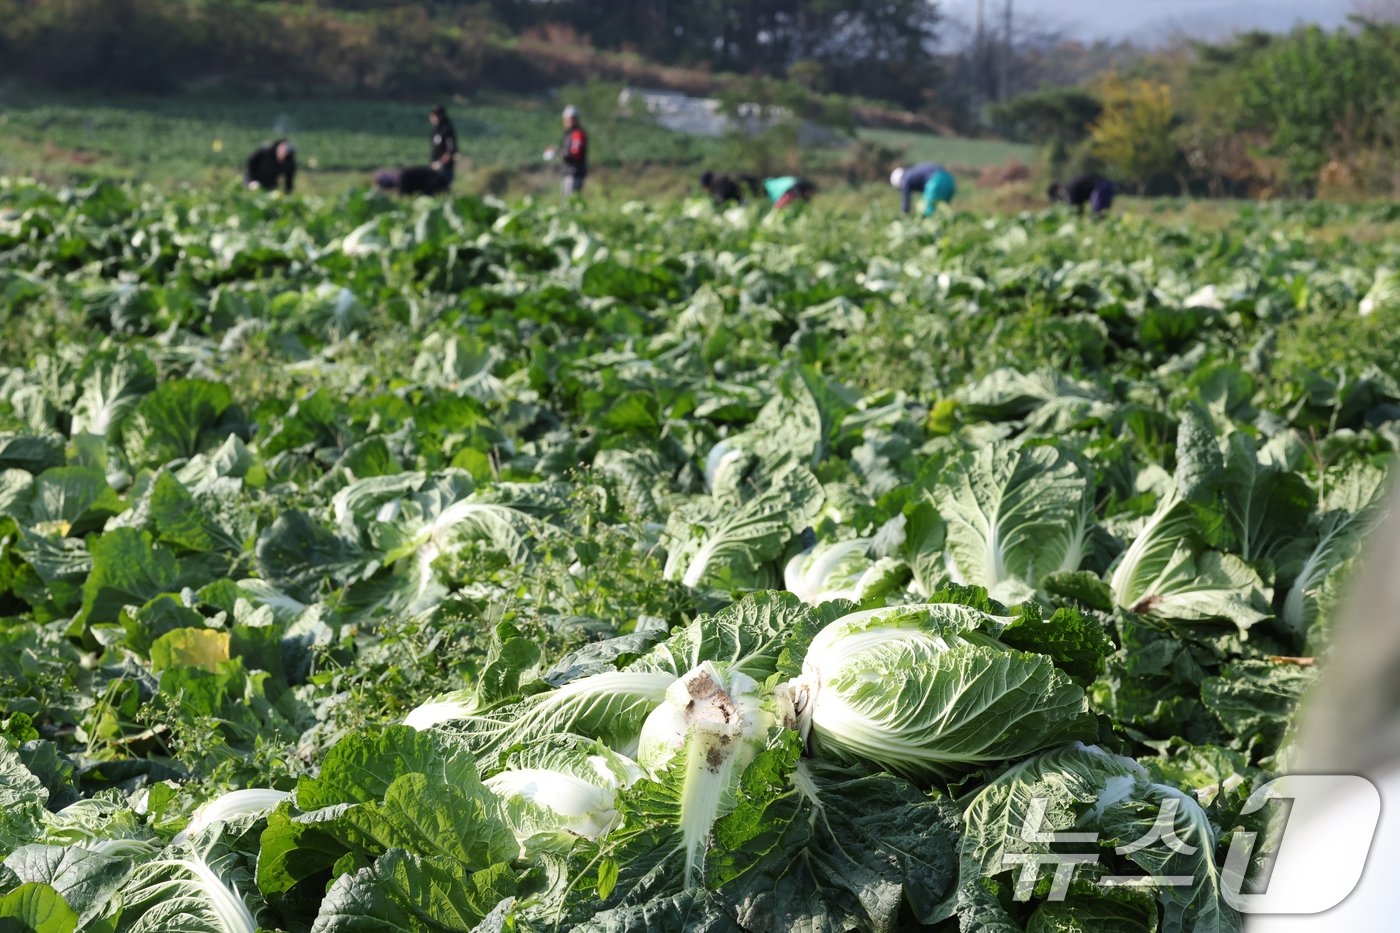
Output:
(699, 170), (761, 205)
(890, 162), (956, 216)
(375, 165), (450, 196)
(1049, 173), (1116, 215)
(763, 176), (816, 210)
(245, 139), (295, 193)
(543, 105), (588, 198)
(428, 105), (458, 189)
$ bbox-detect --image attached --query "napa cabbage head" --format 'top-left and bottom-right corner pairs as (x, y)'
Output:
(930, 442), (1093, 603)
(704, 439), (751, 493)
(778, 603), (1093, 781)
(783, 537), (904, 605)
(484, 737), (644, 848)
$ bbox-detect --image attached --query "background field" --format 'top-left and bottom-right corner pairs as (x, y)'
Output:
(0, 90), (1042, 202)
(0, 93), (726, 190)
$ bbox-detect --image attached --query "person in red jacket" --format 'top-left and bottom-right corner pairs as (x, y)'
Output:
(544, 105), (589, 198)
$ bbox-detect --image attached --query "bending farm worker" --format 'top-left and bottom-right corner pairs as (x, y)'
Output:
(544, 105), (589, 198)
(1049, 173), (1115, 215)
(890, 162), (955, 216)
(763, 176), (816, 211)
(245, 139), (296, 193)
(699, 170), (762, 205)
(375, 165), (450, 197)
(922, 168), (956, 216)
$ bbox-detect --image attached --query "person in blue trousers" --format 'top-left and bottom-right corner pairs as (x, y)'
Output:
(890, 163), (956, 216)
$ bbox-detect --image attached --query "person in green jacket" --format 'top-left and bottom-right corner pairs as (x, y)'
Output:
(763, 176), (816, 210)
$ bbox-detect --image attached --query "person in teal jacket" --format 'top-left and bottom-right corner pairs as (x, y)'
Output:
(763, 176), (816, 210)
(890, 164), (956, 216)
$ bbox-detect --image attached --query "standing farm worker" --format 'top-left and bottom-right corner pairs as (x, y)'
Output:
(245, 139), (296, 193)
(890, 163), (955, 216)
(763, 176), (817, 211)
(428, 105), (459, 189)
(1049, 173), (1115, 215)
(699, 170), (762, 205)
(543, 105), (588, 197)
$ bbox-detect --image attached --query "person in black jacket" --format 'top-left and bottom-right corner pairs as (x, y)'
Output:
(245, 139), (295, 193)
(375, 165), (450, 197)
(544, 105), (588, 198)
(429, 105), (459, 188)
(1049, 173), (1115, 215)
(699, 170), (762, 205)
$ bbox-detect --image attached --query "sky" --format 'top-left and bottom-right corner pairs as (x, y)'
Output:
(941, 0), (1353, 42)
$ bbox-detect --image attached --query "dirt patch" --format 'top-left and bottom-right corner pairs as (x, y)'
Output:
(41, 142), (101, 166)
(978, 159), (1033, 188)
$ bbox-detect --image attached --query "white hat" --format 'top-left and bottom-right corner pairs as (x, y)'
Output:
(890, 167), (905, 189)
(563, 105), (579, 119)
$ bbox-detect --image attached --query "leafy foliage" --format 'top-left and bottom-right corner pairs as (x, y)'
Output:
(0, 180), (1395, 931)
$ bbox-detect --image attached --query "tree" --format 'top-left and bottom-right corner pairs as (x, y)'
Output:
(986, 87), (1102, 144)
(941, 0), (1103, 116)
(1089, 75), (1180, 193)
(498, 0), (943, 107)
(1235, 24), (1400, 193)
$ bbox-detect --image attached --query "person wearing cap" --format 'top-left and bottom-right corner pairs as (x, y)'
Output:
(763, 176), (816, 210)
(890, 162), (955, 216)
(699, 170), (761, 205)
(245, 139), (296, 193)
(429, 105), (459, 188)
(1048, 173), (1115, 216)
(544, 105), (589, 197)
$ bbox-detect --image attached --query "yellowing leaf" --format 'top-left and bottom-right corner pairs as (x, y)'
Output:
(150, 627), (230, 672)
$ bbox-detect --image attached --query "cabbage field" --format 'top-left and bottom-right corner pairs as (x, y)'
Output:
(0, 181), (1398, 931)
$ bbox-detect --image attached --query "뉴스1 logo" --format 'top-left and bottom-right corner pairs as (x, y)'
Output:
(999, 774), (1381, 914)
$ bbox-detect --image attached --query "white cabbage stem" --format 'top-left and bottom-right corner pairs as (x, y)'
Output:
(173, 788), (290, 844)
(403, 689), (479, 730)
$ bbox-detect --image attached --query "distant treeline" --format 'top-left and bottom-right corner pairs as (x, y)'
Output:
(987, 21), (1400, 198)
(0, 0), (531, 96)
(0, 0), (941, 108)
